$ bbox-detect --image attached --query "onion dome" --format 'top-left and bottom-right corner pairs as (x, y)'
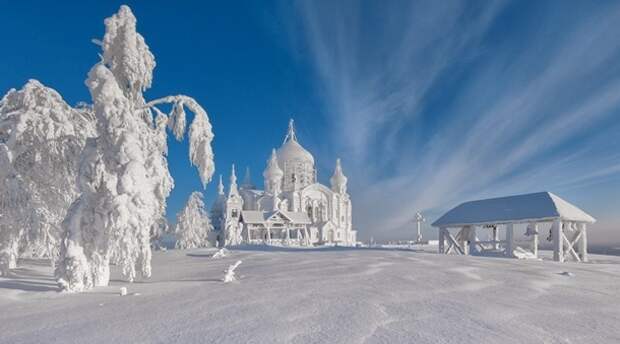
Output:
(276, 119), (314, 168)
(263, 149), (284, 180)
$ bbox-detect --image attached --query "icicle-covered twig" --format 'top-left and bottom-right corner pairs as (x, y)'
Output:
(212, 248), (229, 259)
(223, 260), (242, 283)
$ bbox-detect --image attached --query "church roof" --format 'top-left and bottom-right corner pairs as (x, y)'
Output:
(276, 119), (314, 167)
(240, 210), (311, 225)
(432, 192), (596, 228)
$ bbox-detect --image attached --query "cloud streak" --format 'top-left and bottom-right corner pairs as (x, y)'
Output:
(291, 1), (620, 243)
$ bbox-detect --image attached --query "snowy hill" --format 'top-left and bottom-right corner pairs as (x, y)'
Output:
(1, 248), (619, 343)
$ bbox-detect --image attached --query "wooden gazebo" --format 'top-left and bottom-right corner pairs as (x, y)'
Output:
(431, 192), (595, 262)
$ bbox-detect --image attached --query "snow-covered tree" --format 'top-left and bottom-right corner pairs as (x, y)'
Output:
(0, 81), (95, 275)
(56, 5), (214, 292)
(175, 192), (213, 249)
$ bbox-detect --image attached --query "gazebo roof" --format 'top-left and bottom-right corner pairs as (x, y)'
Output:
(432, 192), (595, 228)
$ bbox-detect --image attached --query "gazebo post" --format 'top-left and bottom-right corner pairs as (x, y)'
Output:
(468, 225), (477, 255)
(459, 226), (468, 255)
(438, 227), (446, 253)
(530, 222), (539, 258)
(578, 223), (588, 262)
(552, 219), (563, 262)
(506, 223), (514, 257)
(492, 226), (499, 250)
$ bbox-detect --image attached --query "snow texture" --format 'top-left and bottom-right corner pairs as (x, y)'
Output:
(175, 192), (213, 249)
(55, 5), (215, 292)
(1, 248), (620, 343)
(0, 81), (95, 275)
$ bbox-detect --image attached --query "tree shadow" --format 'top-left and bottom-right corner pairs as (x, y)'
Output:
(0, 279), (58, 292)
(229, 244), (362, 253)
(0, 268), (59, 292)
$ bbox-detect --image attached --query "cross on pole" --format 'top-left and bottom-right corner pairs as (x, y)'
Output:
(414, 212), (425, 243)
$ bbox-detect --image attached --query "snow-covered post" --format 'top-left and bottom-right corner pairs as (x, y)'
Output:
(438, 228), (446, 253)
(459, 227), (468, 255)
(552, 219), (563, 262)
(266, 224), (272, 243)
(468, 225), (477, 255)
(529, 222), (539, 258)
(578, 223), (588, 262)
(491, 226), (499, 250)
(303, 227), (311, 246)
(505, 223), (514, 258)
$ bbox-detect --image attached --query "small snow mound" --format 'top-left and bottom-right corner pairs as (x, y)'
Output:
(212, 248), (229, 259)
(120, 287), (128, 296)
(513, 247), (538, 260)
(560, 271), (575, 277)
(223, 260), (242, 283)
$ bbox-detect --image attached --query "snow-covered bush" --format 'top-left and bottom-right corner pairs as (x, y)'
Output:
(175, 192), (213, 249)
(56, 5), (214, 292)
(0, 81), (95, 275)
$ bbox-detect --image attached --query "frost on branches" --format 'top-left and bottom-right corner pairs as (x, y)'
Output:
(0, 81), (95, 276)
(56, 5), (215, 292)
(175, 192), (213, 249)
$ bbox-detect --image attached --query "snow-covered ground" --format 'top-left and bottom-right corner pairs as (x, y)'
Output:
(1, 247), (620, 343)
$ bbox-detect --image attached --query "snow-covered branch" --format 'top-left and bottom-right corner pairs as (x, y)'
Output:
(144, 95), (215, 187)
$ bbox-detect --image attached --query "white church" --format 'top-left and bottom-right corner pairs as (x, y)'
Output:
(210, 120), (356, 247)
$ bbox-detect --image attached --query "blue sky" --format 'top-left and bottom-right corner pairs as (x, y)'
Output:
(1, 1), (619, 244)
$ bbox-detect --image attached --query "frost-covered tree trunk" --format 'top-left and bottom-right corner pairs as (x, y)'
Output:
(175, 192), (213, 249)
(56, 5), (214, 292)
(0, 81), (95, 276)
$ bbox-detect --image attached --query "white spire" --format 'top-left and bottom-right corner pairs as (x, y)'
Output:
(229, 164), (239, 196)
(283, 118), (297, 144)
(217, 174), (224, 195)
(330, 158), (348, 194)
(241, 166), (254, 189)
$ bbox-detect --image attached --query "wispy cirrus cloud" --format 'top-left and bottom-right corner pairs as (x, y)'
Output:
(291, 1), (620, 243)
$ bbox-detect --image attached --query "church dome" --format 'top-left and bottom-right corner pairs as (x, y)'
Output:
(276, 119), (314, 167)
(264, 149), (284, 180)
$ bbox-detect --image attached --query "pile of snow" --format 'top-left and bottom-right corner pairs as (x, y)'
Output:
(513, 246), (540, 260)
